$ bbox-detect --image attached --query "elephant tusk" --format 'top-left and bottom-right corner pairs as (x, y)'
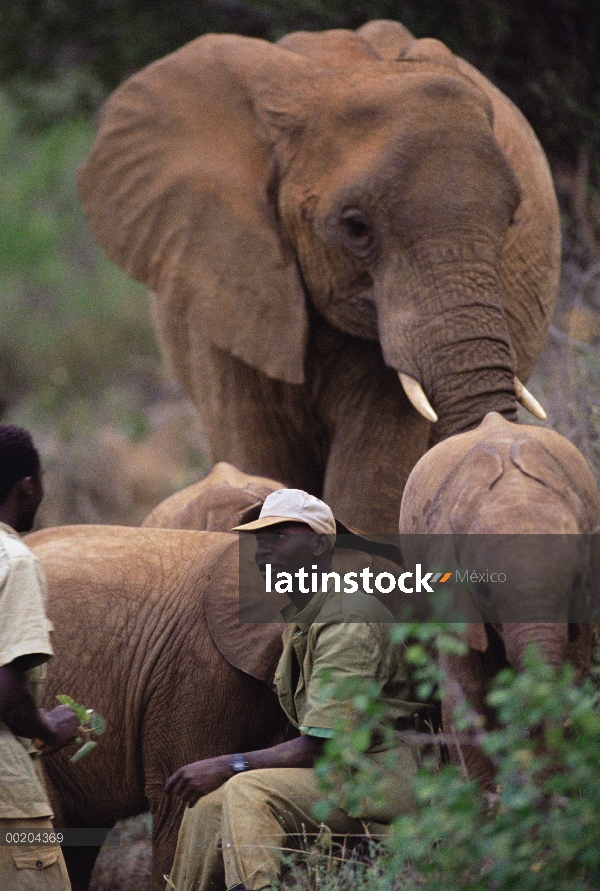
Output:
(514, 377), (547, 420)
(398, 373), (438, 423)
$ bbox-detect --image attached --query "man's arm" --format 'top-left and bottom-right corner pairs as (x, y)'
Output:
(0, 656), (79, 748)
(165, 735), (325, 807)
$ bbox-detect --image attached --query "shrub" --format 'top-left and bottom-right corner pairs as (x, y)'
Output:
(314, 629), (600, 891)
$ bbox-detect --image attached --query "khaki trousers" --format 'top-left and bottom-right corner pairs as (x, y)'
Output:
(0, 817), (71, 891)
(167, 763), (413, 891)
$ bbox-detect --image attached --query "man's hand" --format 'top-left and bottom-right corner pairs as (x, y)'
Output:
(35, 705), (80, 754)
(0, 662), (78, 748)
(165, 736), (324, 808)
(165, 755), (232, 807)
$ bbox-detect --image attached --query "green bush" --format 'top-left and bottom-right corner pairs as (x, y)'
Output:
(313, 630), (600, 891)
(0, 91), (158, 412)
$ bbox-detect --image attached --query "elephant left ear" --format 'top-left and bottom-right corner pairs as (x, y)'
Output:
(204, 538), (285, 684)
(77, 35), (320, 387)
(510, 436), (598, 530)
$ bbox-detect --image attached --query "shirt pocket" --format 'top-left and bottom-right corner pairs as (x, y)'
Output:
(11, 847), (63, 890)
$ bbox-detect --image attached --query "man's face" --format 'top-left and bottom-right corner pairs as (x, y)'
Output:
(254, 522), (321, 578)
(15, 468), (44, 533)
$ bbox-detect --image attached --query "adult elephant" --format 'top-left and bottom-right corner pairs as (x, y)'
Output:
(77, 19), (559, 532)
(26, 526), (286, 891)
(399, 412), (600, 788)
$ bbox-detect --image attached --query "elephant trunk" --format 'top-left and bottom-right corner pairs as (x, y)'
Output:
(377, 240), (518, 440)
(502, 622), (569, 669)
(471, 538), (580, 669)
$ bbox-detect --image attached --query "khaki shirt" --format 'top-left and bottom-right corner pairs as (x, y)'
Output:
(275, 580), (424, 741)
(0, 522), (54, 819)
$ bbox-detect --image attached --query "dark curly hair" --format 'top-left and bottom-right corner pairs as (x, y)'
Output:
(0, 425), (41, 503)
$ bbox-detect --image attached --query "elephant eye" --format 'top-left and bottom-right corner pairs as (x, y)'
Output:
(340, 210), (372, 251)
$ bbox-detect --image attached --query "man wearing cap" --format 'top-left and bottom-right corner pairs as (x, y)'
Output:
(166, 490), (426, 891)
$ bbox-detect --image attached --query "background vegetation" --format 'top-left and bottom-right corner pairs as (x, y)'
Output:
(0, 94), (208, 528)
(1, 3), (599, 889)
(2, 0), (600, 171)
(2, 0), (600, 527)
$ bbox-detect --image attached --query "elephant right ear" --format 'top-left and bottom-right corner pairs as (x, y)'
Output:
(77, 35), (319, 386)
(356, 20), (415, 59)
(509, 436), (599, 530)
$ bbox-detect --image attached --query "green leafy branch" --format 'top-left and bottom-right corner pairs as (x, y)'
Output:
(56, 694), (105, 762)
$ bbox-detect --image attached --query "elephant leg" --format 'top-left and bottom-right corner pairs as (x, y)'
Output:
(61, 846), (101, 891)
(148, 793), (186, 891)
(192, 343), (327, 496)
(140, 650), (286, 891)
(323, 399), (429, 533)
(43, 772), (101, 891)
(187, 313), (431, 532)
(440, 630), (507, 791)
(310, 320), (430, 532)
(441, 698), (497, 792)
(566, 623), (596, 675)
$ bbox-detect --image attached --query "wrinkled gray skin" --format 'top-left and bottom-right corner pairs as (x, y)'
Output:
(399, 412), (600, 788)
(77, 20), (560, 532)
(26, 526), (286, 891)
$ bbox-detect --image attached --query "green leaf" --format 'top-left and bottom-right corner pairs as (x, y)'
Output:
(57, 694), (88, 724)
(57, 694), (105, 735)
(310, 800), (331, 822)
(70, 740), (97, 763)
(89, 711), (106, 735)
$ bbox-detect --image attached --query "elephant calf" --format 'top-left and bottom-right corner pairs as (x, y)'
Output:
(28, 467), (405, 891)
(399, 411), (600, 788)
(142, 461), (283, 531)
(26, 526), (286, 891)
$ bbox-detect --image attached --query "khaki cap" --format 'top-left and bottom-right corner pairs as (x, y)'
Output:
(232, 489), (336, 536)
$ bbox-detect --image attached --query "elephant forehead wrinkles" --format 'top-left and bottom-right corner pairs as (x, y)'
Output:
(342, 69), (489, 133)
(299, 67), (492, 161)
